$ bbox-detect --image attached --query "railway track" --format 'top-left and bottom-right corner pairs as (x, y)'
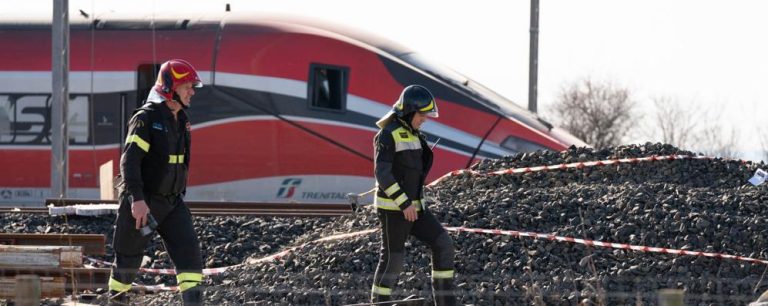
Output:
(0, 207), (48, 214)
(0, 233), (105, 255)
(0, 198), (354, 217)
(0, 199), (353, 296)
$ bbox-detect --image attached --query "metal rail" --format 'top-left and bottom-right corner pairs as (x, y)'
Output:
(0, 233), (105, 255)
(0, 198), (354, 217)
(344, 297), (426, 306)
(0, 207), (48, 213)
(186, 201), (352, 216)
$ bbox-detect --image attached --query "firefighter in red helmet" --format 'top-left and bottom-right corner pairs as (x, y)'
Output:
(108, 59), (204, 305)
(371, 85), (456, 305)
(148, 59), (203, 107)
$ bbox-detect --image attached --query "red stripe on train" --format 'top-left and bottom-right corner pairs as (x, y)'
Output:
(0, 120), (475, 188)
(0, 148), (119, 187)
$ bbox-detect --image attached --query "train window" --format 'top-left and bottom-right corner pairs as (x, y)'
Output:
(136, 64), (161, 107)
(308, 63), (348, 112)
(500, 136), (548, 153)
(68, 96), (90, 143)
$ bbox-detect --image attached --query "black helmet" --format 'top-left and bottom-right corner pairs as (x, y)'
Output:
(392, 85), (439, 118)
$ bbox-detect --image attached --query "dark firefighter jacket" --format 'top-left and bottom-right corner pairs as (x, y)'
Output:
(120, 102), (190, 202)
(374, 118), (433, 211)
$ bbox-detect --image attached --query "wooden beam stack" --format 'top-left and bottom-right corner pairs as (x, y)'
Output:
(0, 234), (110, 300)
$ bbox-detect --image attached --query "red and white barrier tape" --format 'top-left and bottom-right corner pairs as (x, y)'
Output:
(84, 229), (379, 276)
(84, 256), (241, 276)
(247, 229), (378, 264)
(428, 154), (721, 187)
(86, 224), (768, 292)
(133, 283), (178, 292)
(444, 226), (768, 265)
(85, 229), (379, 292)
(82, 153), (756, 292)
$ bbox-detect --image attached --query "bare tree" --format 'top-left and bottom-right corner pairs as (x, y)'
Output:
(650, 96), (698, 149)
(698, 123), (739, 158)
(552, 79), (637, 149)
(647, 97), (740, 158)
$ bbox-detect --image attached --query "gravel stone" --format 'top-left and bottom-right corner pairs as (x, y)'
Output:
(1, 143), (766, 305)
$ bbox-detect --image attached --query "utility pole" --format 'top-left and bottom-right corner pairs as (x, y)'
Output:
(528, 0), (539, 113)
(51, 0), (69, 198)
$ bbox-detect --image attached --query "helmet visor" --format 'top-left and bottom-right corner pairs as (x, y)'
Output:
(418, 99), (439, 118)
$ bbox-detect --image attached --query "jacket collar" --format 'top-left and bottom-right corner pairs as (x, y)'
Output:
(396, 117), (418, 135)
(157, 101), (187, 121)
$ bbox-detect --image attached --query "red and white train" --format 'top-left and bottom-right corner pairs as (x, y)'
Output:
(0, 13), (585, 204)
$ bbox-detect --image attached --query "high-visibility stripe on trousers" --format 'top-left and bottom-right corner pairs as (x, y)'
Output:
(108, 277), (132, 293)
(177, 272), (203, 291)
(110, 193), (203, 299)
(371, 209), (455, 305)
(432, 269), (455, 279)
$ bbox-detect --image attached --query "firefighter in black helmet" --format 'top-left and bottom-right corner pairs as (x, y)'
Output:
(371, 85), (456, 305)
(108, 59), (204, 306)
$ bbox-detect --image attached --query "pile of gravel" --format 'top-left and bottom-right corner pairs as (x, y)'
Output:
(2, 143), (767, 306)
(142, 143), (767, 306)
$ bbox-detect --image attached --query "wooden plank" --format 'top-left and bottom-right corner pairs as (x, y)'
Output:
(60, 246), (83, 268)
(0, 267), (110, 291)
(62, 267), (110, 291)
(0, 275), (65, 298)
(0, 233), (105, 255)
(15, 275), (41, 306)
(0, 245), (82, 268)
(0, 247), (60, 267)
(99, 160), (114, 200)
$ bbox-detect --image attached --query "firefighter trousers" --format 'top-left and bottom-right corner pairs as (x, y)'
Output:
(371, 209), (456, 306)
(109, 192), (203, 305)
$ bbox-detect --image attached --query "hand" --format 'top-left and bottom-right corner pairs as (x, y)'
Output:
(403, 205), (418, 222)
(131, 200), (149, 230)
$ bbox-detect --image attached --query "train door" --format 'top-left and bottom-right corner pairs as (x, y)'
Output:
(126, 64), (161, 147)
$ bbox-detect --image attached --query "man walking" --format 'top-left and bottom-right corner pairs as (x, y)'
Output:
(108, 59), (204, 305)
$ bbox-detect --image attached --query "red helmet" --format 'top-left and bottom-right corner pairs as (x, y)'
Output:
(153, 59), (203, 101)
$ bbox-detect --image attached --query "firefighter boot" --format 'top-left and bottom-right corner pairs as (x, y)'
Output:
(371, 293), (392, 303)
(430, 232), (456, 306)
(181, 286), (203, 306)
(107, 290), (130, 306)
(371, 284), (393, 303)
(432, 278), (456, 306)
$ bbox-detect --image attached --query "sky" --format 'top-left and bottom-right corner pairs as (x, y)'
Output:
(15, 0), (768, 160)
